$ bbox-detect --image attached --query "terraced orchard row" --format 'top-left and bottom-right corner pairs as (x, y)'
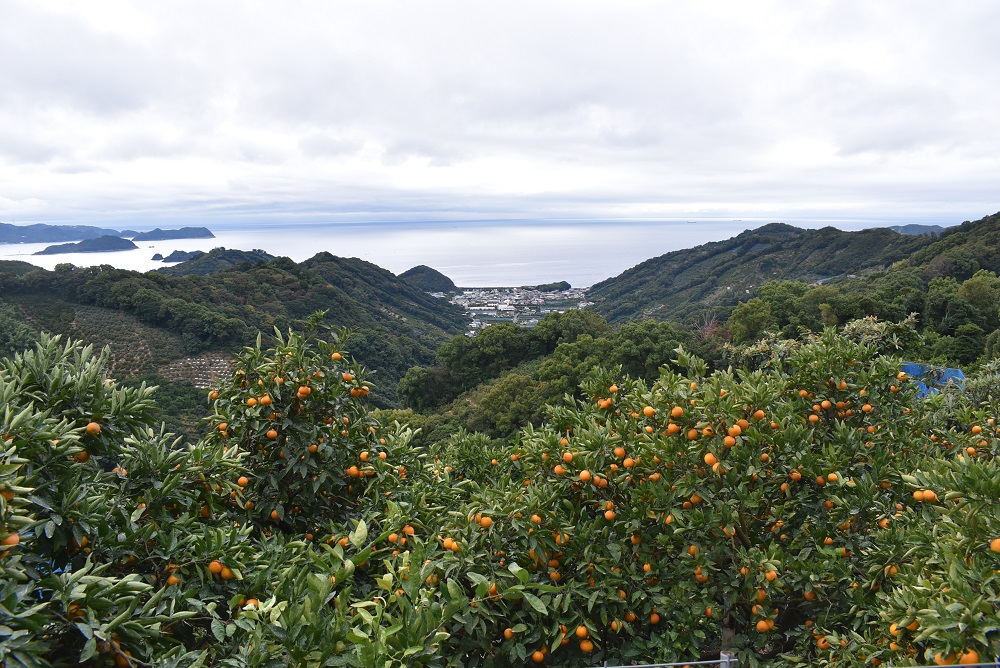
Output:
(1, 317), (998, 667)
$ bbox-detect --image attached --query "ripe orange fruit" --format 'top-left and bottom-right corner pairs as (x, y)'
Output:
(704, 452), (718, 466)
(166, 575), (181, 586)
(604, 510), (616, 521)
(479, 516), (493, 529)
(990, 538), (1000, 553)
(266, 429), (278, 439)
(579, 469), (592, 482)
(237, 476), (249, 487)
(756, 619), (770, 633)
(765, 570), (778, 581)
(208, 560), (224, 575)
(671, 406), (684, 418)
(579, 639), (594, 653)
(958, 649), (979, 665)
(530, 514), (542, 524)
(270, 509), (280, 521)
(503, 627), (514, 639)
(85, 422), (101, 436)
(643, 406), (655, 417)
(575, 624), (589, 638)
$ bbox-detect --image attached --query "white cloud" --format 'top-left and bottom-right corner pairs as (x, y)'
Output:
(0, 0), (997, 227)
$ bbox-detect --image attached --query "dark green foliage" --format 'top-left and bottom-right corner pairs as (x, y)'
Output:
(121, 373), (206, 442)
(0, 299), (39, 360)
(525, 280), (571, 291)
(0, 260), (42, 276)
(588, 222), (935, 323)
(155, 247), (274, 276)
(400, 313), (691, 441)
(0, 254), (466, 406)
(398, 265), (457, 293)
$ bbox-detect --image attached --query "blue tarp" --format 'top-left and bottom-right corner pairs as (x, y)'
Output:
(901, 361), (966, 397)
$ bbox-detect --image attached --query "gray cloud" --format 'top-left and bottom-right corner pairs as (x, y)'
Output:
(0, 0), (998, 227)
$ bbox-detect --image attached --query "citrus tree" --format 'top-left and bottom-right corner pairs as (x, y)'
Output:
(427, 323), (998, 666)
(3, 317), (999, 667)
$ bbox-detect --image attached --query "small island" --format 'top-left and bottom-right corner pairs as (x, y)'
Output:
(34, 235), (139, 255)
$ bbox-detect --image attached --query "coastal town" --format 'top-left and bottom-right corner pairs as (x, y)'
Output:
(434, 284), (592, 335)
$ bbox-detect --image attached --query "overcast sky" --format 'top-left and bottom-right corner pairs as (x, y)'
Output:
(1, 0), (998, 229)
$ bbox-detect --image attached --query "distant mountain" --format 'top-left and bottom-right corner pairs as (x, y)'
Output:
(884, 224), (947, 236)
(587, 223), (936, 322)
(34, 235), (138, 255)
(302, 253), (468, 334)
(399, 265), (457, 293)
(156, 248), (273, 276)
(131, 227), (215, 241)
(0, 222), (120, 244)
(892, 211), (1000, 279)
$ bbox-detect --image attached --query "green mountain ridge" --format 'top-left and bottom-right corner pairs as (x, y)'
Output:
(0, 253), (467, 406)
(587, 222), (943, 323)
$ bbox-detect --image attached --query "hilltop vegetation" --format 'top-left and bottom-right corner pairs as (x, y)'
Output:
(155, 248), (274, 276)
(2, 317), (999, 666)
(400, 265), (457, 293)
(588, 223), (938, 323)
(0, 253), (466, 406)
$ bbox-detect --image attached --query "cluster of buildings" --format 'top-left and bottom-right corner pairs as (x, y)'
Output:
(439, 286), (591, 335)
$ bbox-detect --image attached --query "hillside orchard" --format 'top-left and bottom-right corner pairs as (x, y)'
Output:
(1, 316), (999, 666)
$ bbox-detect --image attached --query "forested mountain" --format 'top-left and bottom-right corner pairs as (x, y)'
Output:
(399, 264), (457, 292)
(587, 223), (938, 323)
(0, 253), (466, 407)
(35, 235), (139, 255)
(156, 247), (274, 276)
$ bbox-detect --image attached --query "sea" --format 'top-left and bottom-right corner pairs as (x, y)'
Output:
(0, 218), (937, 289)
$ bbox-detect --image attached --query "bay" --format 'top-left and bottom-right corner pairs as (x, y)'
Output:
(0, 218), (901, 288)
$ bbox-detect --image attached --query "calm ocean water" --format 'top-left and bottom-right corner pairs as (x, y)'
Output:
(0, 218), (910, 288)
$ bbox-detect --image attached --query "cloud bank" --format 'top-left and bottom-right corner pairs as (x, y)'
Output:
(1, 0), (998, 228)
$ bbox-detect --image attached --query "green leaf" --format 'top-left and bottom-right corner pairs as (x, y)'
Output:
(349, 520), (368, 550)
(508, 562), (529, 585)
(211, 618), (225, 642)
(80, 637), (97, 663)
(522, 592), (547, 615)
